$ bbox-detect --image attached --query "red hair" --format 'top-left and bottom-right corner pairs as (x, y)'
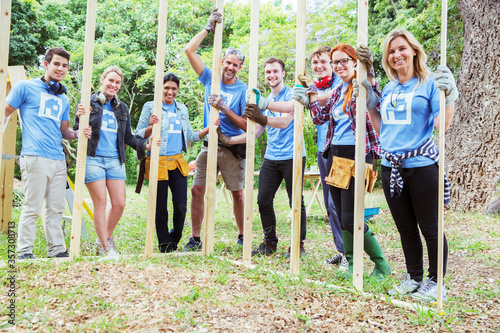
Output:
(330, 44), (357, 113)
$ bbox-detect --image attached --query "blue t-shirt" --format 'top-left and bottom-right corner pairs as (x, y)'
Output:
(95, 102), (119, 157)
(316, 75), (342, 152)
(6, 78), (70, 160)
(199, 66), (247, 138)
(379, 76), (440, 168)
(331, 82), (355, 145)
(163, 102), (183, 156)
(263, 86), (306, 160)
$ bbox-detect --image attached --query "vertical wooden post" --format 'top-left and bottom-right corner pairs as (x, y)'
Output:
(69, 0), (97, 260)
(242, 0), (260, 266)
(352, 0), (369, 290)
(144, 0), (169, 258)
(290, 0), (306, 274)
(0, 0), (12, 229)
(437, 0), (448, 312)
(202, 0), (224, 256)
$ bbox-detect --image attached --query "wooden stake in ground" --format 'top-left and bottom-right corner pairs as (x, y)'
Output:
(144, 0), (169, 258)
(242, 0), (260, 266)
(69, 0), (97, 260)
(290, 0), (306, 274)
(352, 0), (369, 290)
(437, 0), (448, 312)
(202, 0), (224, 256)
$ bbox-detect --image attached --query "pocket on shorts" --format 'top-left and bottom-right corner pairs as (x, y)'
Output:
(20, 155), (39, 174)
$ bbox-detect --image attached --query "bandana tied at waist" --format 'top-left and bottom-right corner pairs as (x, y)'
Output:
(384, 138), (450, 205)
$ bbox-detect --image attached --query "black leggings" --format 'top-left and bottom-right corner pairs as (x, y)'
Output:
(326, 145), (371, 234)
(381, 164), (448, 282)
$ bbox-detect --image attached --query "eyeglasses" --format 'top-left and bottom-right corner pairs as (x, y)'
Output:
(390, 83), (403, 108)
(332, 58), (353, 67)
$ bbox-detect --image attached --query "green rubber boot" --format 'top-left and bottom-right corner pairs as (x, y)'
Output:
(339, 230), (354, 279)
(364, 230), (391, 281)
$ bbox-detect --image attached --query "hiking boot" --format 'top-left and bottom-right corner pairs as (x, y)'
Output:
(338, 255), (349, 272)
(18, 253), (35, 260)
(412, 278), (447, 302)
(284, 243), (306, 259)
(49, 250), (69, 258)
(251, 241), (277, 256)
(182, 237), (202, 252)
(387, 273), (422, 296)
(98, 247), (120, 261)
(325, 253), (343, 265)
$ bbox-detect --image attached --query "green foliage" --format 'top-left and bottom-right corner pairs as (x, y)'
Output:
(9, 0), (43, 66)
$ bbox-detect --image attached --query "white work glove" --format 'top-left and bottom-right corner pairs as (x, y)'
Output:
(245, 88), (269, 111)
(434, 65), (458, 106)
(291, 85), (309, 106)
(352, 78), (380, 111)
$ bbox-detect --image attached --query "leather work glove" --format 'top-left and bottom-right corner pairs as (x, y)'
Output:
(434, 65), (459, 106)
(356, 44), (375, 78)
(297, 73), (314, 88)
(208, 94), (230, 114)
(245, 88), (269, 111)
(243, 103), (268, 126)
(205, 9), (222, 33)
(216, 126), (231, 145)
(352, 78), (380, 111)
(291, 85), (309, 106)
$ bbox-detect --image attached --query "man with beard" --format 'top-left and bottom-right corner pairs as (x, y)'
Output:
(183, 9), (248, 251)
(219, 57), (307, 257)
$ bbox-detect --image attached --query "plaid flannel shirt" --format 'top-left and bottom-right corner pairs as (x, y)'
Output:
(309, 81), (382, 159)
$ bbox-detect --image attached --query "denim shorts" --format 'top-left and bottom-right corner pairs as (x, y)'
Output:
(85, 156), (126, 183)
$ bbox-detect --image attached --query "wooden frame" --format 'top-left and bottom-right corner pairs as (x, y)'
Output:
(69, 0), (97, 260)
(144, 0), (169, 258)
(352, 0), (369, 290)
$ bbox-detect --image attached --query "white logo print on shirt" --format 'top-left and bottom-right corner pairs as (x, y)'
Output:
(381, 92), (414, 125)
(38, 92), (63, 121)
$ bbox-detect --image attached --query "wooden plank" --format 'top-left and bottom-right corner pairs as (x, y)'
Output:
(0, 0), (12, 232)
(352, 0), (369, 290)
(242, 0), (260, 266)
(290, 0), (306, 274)
(437, 0), (448, 312)
(69, 0), (97, 260)
(202, 0), (224, 256)
(144, 0), (169, 258)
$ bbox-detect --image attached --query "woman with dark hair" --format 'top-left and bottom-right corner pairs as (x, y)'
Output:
(360, 28), (457, 301)
(75, 66), (158, 260)
(295, 43), (391, 281)
(135, 73), (208, 253)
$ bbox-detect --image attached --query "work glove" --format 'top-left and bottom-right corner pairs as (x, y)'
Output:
(434, 65), (459, 106)
(205, 9), (222, 33)
(208, 94), (230, 114)
(356, 44), (375, 78)
(291, 85), (309, 106)
(297, 73), (314, 88)
(216, 126), (231, 145)
(352, 78), (380, 111)
(243, 103), (268, 126)
(245, 88), (269, 111)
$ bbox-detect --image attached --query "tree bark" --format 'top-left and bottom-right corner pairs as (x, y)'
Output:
(446, 0), (500, 212)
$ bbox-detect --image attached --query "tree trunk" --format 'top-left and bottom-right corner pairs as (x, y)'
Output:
(446, 0), (500, 212)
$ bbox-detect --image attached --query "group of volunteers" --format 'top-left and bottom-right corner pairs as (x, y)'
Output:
(5, 8), (458, 302)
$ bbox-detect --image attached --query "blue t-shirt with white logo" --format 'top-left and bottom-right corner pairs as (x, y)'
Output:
(95, 102), (119, 157)
(379, 76), (440, 168)
(199, 66), (247, 138)
(163, 102), (183, 156)
(316, 75), (342, 152)
(6, 78), (70, 160)
(331, 82), (355, 145)
(263, 86), (306, 160)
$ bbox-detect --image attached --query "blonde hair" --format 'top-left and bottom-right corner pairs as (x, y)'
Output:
(101, 65), (124, 82)
(382, 29), (430, 84)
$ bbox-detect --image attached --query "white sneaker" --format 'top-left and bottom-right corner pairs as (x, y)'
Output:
(387, 273), (422, 296)
(411, 278), (447, 302)
(338, 255), (349, 272)
(98, 247), (121, 261)
(96, 237), (116, 251)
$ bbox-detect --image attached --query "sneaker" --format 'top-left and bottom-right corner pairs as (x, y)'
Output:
(237, 236), (244, 247)
(182, 237), (202, 252)
(338, 255), (349, 272)
(251, 241), (277, 256)
(49, 250), (69, 258)
(387, 273), (422, 296)
(411, 278), (447, 302)
(284, 244), (306, 259)
(18, 253), (35, 260)
(96, 237), (116, 251)
(325, 253), (343, 265)
(98, 247), (121, 261)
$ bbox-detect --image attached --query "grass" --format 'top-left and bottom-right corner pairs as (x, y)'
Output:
(1, 182), (500, 331)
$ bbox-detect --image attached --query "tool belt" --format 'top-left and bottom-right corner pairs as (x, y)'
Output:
(324, 156), (377, 193)
(135, 154), (190, 194)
